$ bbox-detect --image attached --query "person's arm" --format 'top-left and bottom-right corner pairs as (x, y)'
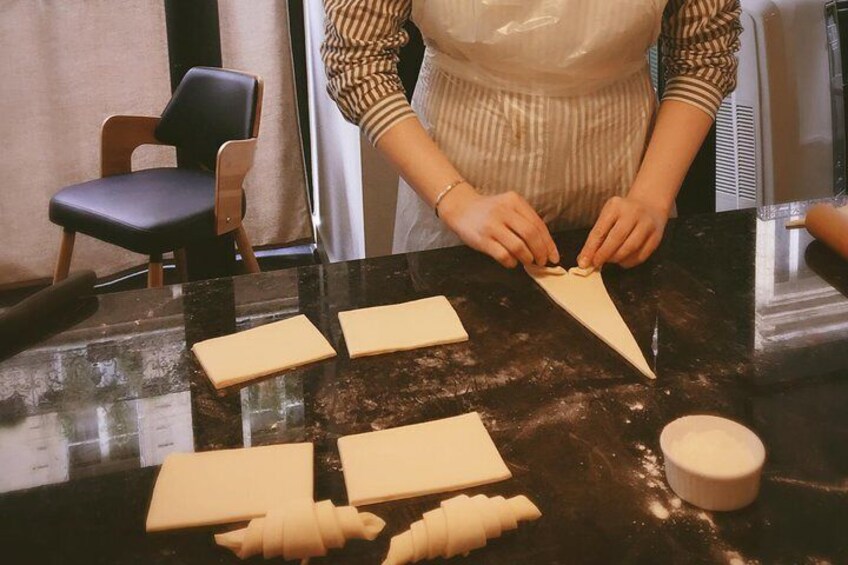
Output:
(375, 119), (559, 268)
(578, 0), (742, 269)
(322, 1), (558, 268)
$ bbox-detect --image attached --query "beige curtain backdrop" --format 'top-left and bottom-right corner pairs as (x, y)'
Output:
(0, 0), (312, 286)
(219, 0), (312, 252)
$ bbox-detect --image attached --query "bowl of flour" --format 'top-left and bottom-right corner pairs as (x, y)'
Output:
(660, 415), (765, 511)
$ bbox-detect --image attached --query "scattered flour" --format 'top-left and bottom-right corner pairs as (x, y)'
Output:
(630, 443), (759, 562)
(724, 550), (755, 565)
(698, 511), (717, 529)
(635, 446), (718, 532)
(649, 501), (670, 520)
(629, 402), (645, 411)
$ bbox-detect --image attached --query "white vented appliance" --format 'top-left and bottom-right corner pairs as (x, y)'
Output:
(715, 0), (845, 212)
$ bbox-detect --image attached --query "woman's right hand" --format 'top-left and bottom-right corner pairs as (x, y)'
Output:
(437, 184), (560, 268)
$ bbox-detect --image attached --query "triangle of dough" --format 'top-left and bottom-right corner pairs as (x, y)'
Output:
(526, 265), (656, 379)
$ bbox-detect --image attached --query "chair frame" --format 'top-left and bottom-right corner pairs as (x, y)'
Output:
(53, 72), (264, 287)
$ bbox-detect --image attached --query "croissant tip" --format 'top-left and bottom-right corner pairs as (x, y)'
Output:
(508, 495), (543, 521)
(361, 512), (387, 539)
(214, 531), (241, 548)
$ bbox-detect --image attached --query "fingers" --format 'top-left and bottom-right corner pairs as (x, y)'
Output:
(506, 192), (559, 263)
(493, 226), (536, 266)
(619, 232), (662, 268)
(578, 198), (619, 268)
(610, 220), (652, 264)
(481, 238), (518, 269)
(504, 212), (550, 265)
(593, 218), (637, 267)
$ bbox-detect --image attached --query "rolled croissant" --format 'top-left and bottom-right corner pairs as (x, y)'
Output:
(215, 498), (385, 562)
(382, 494), (542, 565)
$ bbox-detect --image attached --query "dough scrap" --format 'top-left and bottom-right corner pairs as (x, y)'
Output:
(525, 265), (656, 379)
(568, 265), (596, 277)
(146, 443), (313, 532)
(338, 296), (468, 359)
(382, 494), (541, 565)
(215, 498), (385, 561)
(338, 413), (511, 506)
(192, 315), (336, 389)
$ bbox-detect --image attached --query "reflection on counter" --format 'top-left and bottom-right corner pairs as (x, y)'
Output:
(241, 376), (305, 447)
(755, 214), (848, 352)
(0, 392), (193, 494)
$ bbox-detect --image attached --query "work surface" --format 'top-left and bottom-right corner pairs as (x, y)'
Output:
(1, 210), (846, 564)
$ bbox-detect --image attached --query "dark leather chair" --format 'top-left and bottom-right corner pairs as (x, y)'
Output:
(49, 67), (263, 287)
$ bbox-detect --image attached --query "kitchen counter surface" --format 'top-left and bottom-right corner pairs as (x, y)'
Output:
(1, 209), (846, 564)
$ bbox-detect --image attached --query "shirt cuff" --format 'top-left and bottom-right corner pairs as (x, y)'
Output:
(661, 75), (726, 119)
(360, 92), (417, 145)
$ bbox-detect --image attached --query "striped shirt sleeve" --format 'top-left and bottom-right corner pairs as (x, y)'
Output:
(321, 0), (417, 144)
(660, 0), (742, 119)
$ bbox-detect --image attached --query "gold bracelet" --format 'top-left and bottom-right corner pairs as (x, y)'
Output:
(434, 179), (466, 218)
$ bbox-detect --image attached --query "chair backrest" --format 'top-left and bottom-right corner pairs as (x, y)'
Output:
(155, 67), (262, 170)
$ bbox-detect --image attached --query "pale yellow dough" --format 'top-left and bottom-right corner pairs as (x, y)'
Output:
(146, 443), (313, 532)
(215, 498), (386, 561)
(382, 494), (542, 565)
(338, 412), (511, 506)
(192, 315), (336, 389)
(525, 265), (656, 379)
(338, 296), (468, 359)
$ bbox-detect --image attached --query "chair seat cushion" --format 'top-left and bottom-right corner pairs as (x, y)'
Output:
(49, 168), (222, 255)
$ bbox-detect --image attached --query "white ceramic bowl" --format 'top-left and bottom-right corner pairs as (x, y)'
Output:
(660, 415), (766, 511)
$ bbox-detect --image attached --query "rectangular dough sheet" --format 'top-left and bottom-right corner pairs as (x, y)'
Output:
(192, 314), (336, 389)
(146, 443), (313, 532)
(526, 265), (656, 379)
(338, 295), (469, 359)
(338, 412), (512, 506)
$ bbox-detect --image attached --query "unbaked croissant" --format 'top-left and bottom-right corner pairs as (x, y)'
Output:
(382, 494), (541, 565)
(215, 498), (385, 562)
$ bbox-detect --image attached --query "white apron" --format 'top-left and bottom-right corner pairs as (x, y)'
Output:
(393, 0), (667, 254)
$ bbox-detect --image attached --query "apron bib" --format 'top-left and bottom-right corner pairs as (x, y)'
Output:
(393, 0), (667, 253)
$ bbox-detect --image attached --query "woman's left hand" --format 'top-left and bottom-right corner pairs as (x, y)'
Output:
(577, 195), (669, 269)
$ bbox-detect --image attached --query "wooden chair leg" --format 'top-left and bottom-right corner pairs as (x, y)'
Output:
(53, 229), (76, 283)
(174, 248), (188, 283)
(234, 226), (261, 274)
(148, 253), (164, 288)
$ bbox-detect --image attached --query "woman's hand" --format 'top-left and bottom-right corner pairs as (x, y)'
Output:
(578, 195), (668, 269)
(438, 184), (560, 268)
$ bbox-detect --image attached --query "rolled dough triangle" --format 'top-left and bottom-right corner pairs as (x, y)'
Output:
(525, 265), (656, 379)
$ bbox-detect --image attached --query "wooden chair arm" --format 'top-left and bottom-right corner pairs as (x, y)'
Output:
(101, 115), (164, 177)
(214, 138), (258, 235)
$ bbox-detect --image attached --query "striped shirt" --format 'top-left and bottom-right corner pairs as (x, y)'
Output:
(322, 0), (742, 145)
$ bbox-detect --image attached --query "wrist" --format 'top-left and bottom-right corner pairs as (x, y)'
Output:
(436, 182), (478, 223)
(627, 184), (675, 218)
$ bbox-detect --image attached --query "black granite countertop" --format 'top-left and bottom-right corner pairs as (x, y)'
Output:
(0, 209), (846, 564)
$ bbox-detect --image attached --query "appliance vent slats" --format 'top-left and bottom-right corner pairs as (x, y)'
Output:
(715, 101), (758, 202)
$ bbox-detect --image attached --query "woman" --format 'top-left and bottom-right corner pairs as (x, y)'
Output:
(322, 1), (740, 269)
